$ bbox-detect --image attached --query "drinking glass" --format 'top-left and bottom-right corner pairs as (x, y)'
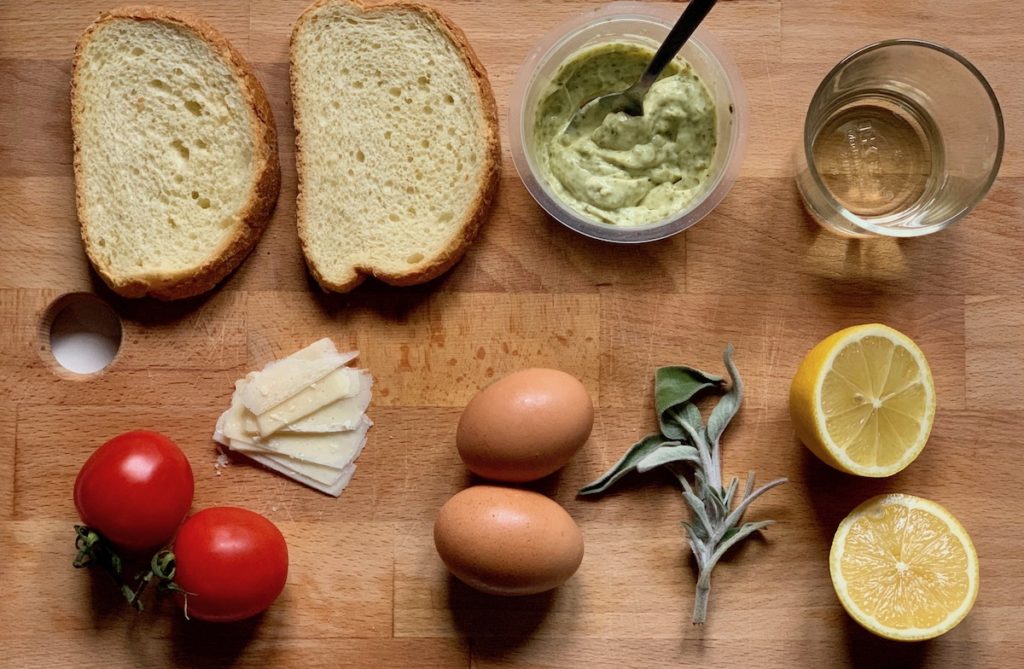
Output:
(796, 40), (1004, 238)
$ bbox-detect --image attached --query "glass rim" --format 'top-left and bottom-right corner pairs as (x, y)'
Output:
(802, 38), (1006, 238)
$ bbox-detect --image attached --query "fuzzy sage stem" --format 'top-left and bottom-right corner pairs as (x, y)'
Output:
(579, 345), (786, 625)
(693, 572), (711, 624)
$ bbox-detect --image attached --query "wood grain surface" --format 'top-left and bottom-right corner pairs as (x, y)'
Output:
(1, 1), (1022, 667)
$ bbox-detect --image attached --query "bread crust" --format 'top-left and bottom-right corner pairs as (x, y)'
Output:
(71, 6), (281, 301)
(290, 0), (500, 293)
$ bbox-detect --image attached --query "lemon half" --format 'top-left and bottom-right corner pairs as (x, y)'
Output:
(830, 494), (979, 641)
(790, 324), (936, 477)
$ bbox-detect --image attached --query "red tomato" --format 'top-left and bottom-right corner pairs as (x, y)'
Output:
(74, 430), (194, 553)
(172, 507), (288, 622)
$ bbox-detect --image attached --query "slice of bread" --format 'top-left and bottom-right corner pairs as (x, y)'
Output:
(71, 6), (280, 300)
(290, 0), (500, 292)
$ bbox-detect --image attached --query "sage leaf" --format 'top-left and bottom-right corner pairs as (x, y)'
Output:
(674, 414), (715, 476)
(742, 471), (757, 503)
(579, 434), (668, 496)
(706, 345), (742, 448)
(683, 403), (703, 432)
(706, 520), (776, 573)
(723, 476), (739, 509)
(636, 444), (700, 473)
(681, 478), (713, 540)
(655, 366), (723, 438)
(682, 522), (707, 566)
(721, 477), (788, 533)
(660, 405), (693, 441)
(704, 484), (728, 521)
(580, 345), (785, 625)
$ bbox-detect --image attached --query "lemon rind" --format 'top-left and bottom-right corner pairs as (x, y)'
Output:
(812, 325), (936, 477)
(829, 494), (979, 641)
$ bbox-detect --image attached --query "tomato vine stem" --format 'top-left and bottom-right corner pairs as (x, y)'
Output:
(72, 525), (141, 610)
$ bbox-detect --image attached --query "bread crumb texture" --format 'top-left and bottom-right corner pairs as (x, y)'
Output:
(76, 18), (256, 279)
(293, 1), (491, 285)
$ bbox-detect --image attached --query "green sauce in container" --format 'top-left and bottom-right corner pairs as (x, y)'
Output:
(533, 43), (717, 227)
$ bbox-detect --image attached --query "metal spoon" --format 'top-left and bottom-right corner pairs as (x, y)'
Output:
(565, 0), (718, 133)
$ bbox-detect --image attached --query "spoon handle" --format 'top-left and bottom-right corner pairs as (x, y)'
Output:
(635, 0), (718, 93)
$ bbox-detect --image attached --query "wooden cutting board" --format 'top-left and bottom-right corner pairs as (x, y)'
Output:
(2, 1), (1022, 667)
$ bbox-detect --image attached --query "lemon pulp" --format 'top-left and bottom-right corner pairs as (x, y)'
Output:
(822, 334), (931, 469)
(830, 494), (978, 640)
(790, 324), (935, 477)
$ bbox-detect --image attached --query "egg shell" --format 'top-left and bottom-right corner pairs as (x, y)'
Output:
(433, 485), (584, 596)
(457, 368), (593, 482)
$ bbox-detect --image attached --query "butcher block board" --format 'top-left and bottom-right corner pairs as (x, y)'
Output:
(1, 1), (1023, 667)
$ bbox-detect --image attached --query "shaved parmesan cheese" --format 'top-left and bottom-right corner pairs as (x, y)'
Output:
(229, 422), (368, 471)
(265, 417), (370, 469)
(254, 367), (360, 437)
(229, 438), (344, 485)
(243, 449), (356, 496)
(241, 354), (352, 415)
(214, 450), (230, 475)
(229, 438), (356, 495)
(287, 338), (338, 360)
(219, 382), (254, 444)
(281, 372), (373, 433)
(212, 338), (372, 497)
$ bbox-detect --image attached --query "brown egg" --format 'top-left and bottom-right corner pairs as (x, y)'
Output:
(457, 368), (593, 482)
(433, 485), (584, 596)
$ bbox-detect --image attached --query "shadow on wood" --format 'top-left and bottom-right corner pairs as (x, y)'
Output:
(95, 277), (220, 326)
(532, 190), (682, 288)
(84, 561), (135, 623)
(800, 444), (890, 539)
(445, 573), (557, 659)
(165, 609), (265, 667)
(842, 613), (930, 669)
(460, 466), (566, 499)
(308, 274), (449, 323)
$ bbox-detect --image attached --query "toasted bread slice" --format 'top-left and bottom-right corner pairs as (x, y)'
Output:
(72, 6), (280, 300)
(290, 0), (500, 292)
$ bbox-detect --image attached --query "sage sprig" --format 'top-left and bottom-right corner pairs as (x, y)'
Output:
(580, 345), (786, 624)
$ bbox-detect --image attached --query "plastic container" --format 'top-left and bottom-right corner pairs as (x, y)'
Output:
(509, 2), (748, 243)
